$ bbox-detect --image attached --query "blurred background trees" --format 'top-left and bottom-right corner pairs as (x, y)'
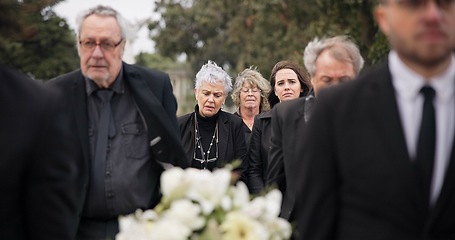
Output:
(149, 0), (389, 78)
(1, 0), (388, 113)
(0, 0), (79, 80)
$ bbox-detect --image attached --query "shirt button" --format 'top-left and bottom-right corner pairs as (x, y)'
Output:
(107, 192), (113, 198)
(106, 171), (111, 176)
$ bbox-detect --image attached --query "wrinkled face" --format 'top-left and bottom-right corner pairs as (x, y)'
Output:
(239, 82), (261, 112)
(195, 81), (226, 117)
(311, 50), (356, 96)
(274, 69), (302, 102)
(375, 0), (455, 70)
(78, 14), (125, 88)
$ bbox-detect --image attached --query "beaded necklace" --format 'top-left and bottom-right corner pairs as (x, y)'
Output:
(193, 112), (219, 169)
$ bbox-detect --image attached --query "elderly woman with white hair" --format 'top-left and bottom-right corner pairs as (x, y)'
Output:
(178, 60), (248, 181)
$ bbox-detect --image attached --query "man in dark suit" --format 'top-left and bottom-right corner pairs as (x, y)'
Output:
(0, 66), (79, 239)
(47, 5), (187, 240)
(294, 0), (455, 239)
(267, 36), (364, 221)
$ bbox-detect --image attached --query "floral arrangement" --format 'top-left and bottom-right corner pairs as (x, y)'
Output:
(116, 165), (292, 240)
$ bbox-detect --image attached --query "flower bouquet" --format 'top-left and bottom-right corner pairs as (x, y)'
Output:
(116, 165), (292, 240)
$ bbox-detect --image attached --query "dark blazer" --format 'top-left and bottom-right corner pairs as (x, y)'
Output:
(178, 110), (248, 181)
(294, 62), (455, 240)
(247, 111), (272, 194)
(46, 62), (188, 237)
(234, 111), (253, 145)
(267, 96), (311, 221)
(0, 66), (78, 239)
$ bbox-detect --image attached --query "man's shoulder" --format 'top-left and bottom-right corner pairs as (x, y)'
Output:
(46, 69), (83, 87)
(274, 97), (306, 114)
(123, 63), (169, 82)
(0, 66), (48, 102)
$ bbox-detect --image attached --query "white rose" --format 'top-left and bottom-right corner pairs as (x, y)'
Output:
(263, 189), (283, 219)
(148, 218), (192, 240)
(160, 167), (190, 202)
(231, 181), (250, 209)
(117, 213), (154, 240)
(220, 211), (268, 240)
(266, 217), (292, 240)
(164, 199), (205, 230)
(186, 168), (231, 215)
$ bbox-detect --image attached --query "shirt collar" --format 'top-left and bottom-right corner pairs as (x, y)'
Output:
(389, 50), (455, 103)
(85, 66), (125, 96)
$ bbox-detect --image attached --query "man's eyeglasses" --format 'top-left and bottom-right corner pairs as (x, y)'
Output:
(240, 87), (261, 93)
(79, 38), (124, 52)
(390, 0), (455, 9)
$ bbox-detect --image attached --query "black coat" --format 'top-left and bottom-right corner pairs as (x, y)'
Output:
(294, 62), (455, 240)
(267, 96), (312, 220)
(178, 110), (248, 181)
(247, 111), (272, 194)
(0, 66), (79, 239)
(46, 62), (187, 238)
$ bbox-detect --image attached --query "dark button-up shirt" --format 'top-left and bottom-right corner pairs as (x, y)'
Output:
(83, 68), (153, 219)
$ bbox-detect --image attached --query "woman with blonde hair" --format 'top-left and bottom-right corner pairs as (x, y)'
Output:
(231, 67), (271, 144)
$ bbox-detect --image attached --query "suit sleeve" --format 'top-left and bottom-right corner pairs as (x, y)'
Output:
(267, 106), (285, 193)
(232, 117), (248, 183)
(25, 90), (79, 240)
(293, 91), (338, 240)
(161, 73), (179, 131)
(247, 116), (265, 194)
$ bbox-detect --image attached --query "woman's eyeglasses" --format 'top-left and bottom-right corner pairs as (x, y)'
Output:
(240, 87), (261, 93)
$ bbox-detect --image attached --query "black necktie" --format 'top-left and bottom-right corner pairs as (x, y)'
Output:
(415, 86), (436, 205)
(91, 89), (114, 210)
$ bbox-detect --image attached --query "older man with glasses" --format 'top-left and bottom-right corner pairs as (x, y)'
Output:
(47, 5), (188, 240)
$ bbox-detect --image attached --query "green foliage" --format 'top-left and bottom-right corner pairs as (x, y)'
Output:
(0, 0), (79, 80)
(135, 52), (188, 72)
(150, 0), (389, 77)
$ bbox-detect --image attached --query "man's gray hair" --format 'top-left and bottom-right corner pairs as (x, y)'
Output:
(195, 60), (232, 95)
(75, 5), (131, 41)
(304, 36), (364, 77)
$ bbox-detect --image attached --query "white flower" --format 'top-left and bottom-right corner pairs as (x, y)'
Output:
(116, 212), (154, 240)
(186, 168), (231, 215)
(117, 165), (292, 240)
(263, 189), (283, 219)
(231, 181), (250, 209)
(266, 217), (292, 240)
(148, 218), (192, 240)
(242, 196), (266, 219)
(220, 211), (269, 240)
(164, 199), (205, 230)
(160, 167), (190, 202)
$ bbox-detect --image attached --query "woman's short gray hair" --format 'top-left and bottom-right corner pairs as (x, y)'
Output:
(231, 66), (271, 113)
(75, 5), (131, 41)
(304, 35), (364, 77)
(195, 60), (232, 95)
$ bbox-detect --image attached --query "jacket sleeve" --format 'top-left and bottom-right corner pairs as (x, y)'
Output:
(267, 106), (286, 193)
(232, 116), (248, 184)
(247, 116), (265, 194)
(25, 89), (80, 240)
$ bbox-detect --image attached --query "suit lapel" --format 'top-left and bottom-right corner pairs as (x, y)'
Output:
(427, 91), (455, 229)
(293, 98), (306, 135)
(124, 64), (186, 167)
(71, 73), (90, 163)
(218, 112), (229, 167)
(367, 63), (425, 209)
